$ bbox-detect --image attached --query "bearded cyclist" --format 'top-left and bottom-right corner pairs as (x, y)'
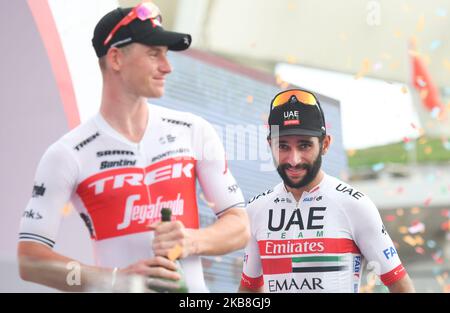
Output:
(239, 89), (414, 293)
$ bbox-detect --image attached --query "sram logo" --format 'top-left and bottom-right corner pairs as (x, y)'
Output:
(88, 163), (194, 195)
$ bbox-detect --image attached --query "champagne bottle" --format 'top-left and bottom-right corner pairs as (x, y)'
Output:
(160, 208), (188, 293)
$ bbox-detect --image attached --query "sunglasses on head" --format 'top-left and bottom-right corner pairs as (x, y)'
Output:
(271, 89), (319, 108)
(270, 89), (326, 126)
(104, 2), (162, 46)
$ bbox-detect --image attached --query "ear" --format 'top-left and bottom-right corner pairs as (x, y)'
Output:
(321, 135), (332, 155)
(106, 47), (122, 72)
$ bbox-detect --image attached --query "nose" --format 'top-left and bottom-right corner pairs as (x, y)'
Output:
(285, 149), (303, 167)
(159, 54), (172, 74)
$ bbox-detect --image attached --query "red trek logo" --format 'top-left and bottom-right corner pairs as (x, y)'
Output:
(77, 158), (199, 240)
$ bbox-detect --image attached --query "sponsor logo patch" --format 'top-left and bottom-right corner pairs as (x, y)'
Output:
(32, 183), (46, 198)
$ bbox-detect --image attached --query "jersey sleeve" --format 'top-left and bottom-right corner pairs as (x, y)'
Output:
(193, 116), (245, 216)
(240, 202), (264, 290)
(240, 233), (264, 290)
(346, 196), (407, 286)
(19, 142), (79, 249)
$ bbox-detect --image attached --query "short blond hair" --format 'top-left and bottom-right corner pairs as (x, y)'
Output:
(98, 45), (134, 72)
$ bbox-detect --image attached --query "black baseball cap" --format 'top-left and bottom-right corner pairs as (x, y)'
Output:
(92, 6), (192, 58)
(268, 89), (326, 138)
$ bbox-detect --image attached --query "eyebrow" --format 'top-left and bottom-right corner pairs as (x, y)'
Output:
(147, 46), (168, 53)
(278, 139), (314, 144)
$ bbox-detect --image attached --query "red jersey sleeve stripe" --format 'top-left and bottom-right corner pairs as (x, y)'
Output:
(380, 264), (407, 286)
(240, 273), (264, 290)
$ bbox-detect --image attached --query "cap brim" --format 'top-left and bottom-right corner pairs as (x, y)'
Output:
(270, 128), (324, 138)
(137, 28), (191, 51)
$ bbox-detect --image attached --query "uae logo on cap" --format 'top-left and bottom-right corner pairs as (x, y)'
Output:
(283, 111), (300, 126)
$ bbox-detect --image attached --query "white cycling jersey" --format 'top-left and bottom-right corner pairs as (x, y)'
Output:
(19, 103), (245, 292)
(241, 174), (406, 293)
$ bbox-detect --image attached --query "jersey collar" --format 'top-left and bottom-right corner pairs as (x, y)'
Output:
(277, 173), (329, 197)
(94, 104), (154, 148)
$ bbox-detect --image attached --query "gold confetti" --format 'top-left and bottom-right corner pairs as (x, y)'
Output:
(416, 15), (425, 32)
(246, 95), (254, 104)
(355, 58), (371, 79)
(420, 89), (429, 100)
(362, 58), (371, 72)
(414, 235), (424, 246)
(280, 81), (290, 89)
(275, 74), (283, 85)
(401, 86), (408, 94)
(347, 149), (356, 157)
(396, 208), (404, 216)
(61, 203), (73, 216)
(444, 59), (450, 72)
(403, 235), (417, 247)
(389, 60), (400, 70)
(436, 275), (445, 286)
(424, 146), (433, 155)
(286, 55), (298, 64)
(287, 1), (297, 11)
(410, 36), (419, 48)
(359, 285), (370, 293)
(275, 75), (290, 88)
(394, 30), (403, 38)
(411, 207), (421, 215)
(437, 112), (447, 122)
(419, 137), (427, 145)
(168, 244), (183, 261)
(408, 49), (421, 58)
(399, 226), (408, 234)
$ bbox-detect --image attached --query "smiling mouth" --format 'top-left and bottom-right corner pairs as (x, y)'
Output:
(153, 78), (165, 86)
(285, 167), (306, 178)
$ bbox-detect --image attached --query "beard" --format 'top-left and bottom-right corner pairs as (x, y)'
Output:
(276, 149), (322, 189)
